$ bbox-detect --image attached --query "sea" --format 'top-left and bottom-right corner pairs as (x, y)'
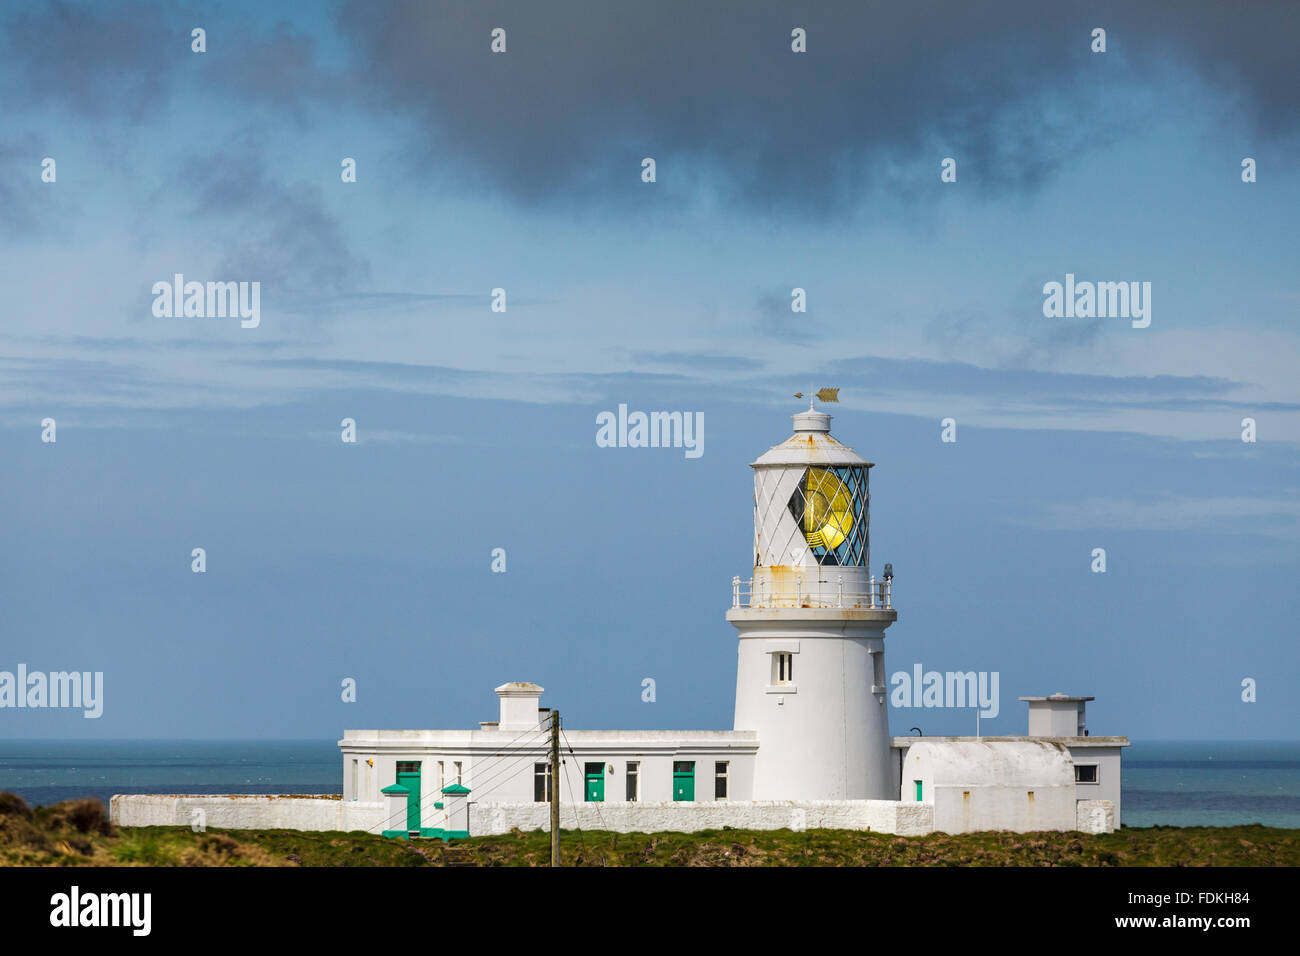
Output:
(1, 738), (1297, 828)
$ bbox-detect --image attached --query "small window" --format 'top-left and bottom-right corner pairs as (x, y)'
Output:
(715, 761), (729, 799)
(1075, 764), (1099, 784)
(773, 652), (794, 685)
(533, 762), (552, 802)
(454, 761), (463, 785)
(913, 780), (922, 801)
(626, 762), (640, 801)
(396, 761), (420, 774)
(436, 761), (444, 790)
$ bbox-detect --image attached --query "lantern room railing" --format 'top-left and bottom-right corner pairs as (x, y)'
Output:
(731, 574), (893, 610)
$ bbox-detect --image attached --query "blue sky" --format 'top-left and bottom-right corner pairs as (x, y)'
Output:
(1, 0), (1297, 741)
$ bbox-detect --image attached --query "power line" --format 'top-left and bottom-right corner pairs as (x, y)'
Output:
(359, 725), (550, 835)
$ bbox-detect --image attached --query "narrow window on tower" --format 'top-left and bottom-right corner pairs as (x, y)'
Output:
(436, 761), (444, 790)
(454, 761), (462, 785)
(773, 652), (794, 685)
(715, 761), (729, 799)
(626, 761), (640, 801)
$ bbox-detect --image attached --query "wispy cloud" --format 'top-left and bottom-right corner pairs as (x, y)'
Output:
(1021, 493), (1300, 536)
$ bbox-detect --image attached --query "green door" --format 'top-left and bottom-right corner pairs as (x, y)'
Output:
(673, 761), (695, 801)
(397, 771), (421, 830)
(584, 762), (605, 802)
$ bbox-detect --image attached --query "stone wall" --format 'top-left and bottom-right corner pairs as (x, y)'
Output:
(468, 799), (935, 836)
(111, 794), (1113, 836)
(1075, 799), (1116, 834)
(109, 794), (387, 832)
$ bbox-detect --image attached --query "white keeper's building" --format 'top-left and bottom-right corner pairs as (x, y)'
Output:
(338, 405), (1129, 839)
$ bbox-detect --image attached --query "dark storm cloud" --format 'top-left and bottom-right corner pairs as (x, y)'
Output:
(339, 0), (1299, 213)
(0, 0), (175, 121)
(5, 0), (1294, 218)
(0, 1), (339, 123)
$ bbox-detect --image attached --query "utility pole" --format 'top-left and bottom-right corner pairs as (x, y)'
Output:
(549, 709), (560, 867)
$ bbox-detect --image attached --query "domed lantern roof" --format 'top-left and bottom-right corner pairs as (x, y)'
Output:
(751, 404), (872, 468)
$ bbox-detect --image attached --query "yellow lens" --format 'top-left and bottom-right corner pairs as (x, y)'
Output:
(800, 469), (853, 550)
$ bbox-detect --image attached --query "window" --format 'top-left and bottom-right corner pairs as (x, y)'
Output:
(773, 652), (794, 685)
(454, 761), (463, 785)
(1075, 764), (1099, 784)
(534, 762), (552, 802)
(436, 761), (444, 790)
(715, 761), (729, 799)
(913, 780), (922, 801)
(396, 761), (420, 774)
(350, 759), (358, 801)
(626, 762), (640, 801)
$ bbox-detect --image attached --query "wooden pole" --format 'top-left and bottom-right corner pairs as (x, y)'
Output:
(550, 709), (560, 867)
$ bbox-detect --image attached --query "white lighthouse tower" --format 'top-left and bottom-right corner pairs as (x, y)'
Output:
(727, 404), (897, 800)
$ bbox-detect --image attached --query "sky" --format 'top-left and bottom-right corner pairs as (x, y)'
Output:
(1, 0), (1297, 741)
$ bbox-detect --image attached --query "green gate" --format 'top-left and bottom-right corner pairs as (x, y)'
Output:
(672, 761), (695, 801)
(584, 762), (605, 802)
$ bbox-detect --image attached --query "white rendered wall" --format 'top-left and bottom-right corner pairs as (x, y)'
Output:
(339, 729), (759, 829)
(1028, 700), (1085, 737)
(731, 613), (894, 800)
(1067, 745), (1124, 826)
(901, 740), (1078, 833)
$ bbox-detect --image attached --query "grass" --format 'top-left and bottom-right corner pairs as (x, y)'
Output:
(2, 793), (1295, 866)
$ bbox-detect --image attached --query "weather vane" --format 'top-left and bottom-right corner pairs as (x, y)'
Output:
(793, 387), (840, 405)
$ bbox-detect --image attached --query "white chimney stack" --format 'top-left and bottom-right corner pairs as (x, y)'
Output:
(495, 682), (545, 731)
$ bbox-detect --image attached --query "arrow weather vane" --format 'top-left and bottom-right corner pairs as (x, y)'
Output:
(793, 388), (840, 404)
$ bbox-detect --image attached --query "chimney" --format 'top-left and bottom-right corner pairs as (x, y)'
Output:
(495, 682), (545, 731)
(1019, 693), (1094, 737)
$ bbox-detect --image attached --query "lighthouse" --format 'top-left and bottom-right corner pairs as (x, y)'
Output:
(727, 404), (897, 800)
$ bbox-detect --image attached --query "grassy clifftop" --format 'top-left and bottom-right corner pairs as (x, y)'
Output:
(2, 793), (1296, 866)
